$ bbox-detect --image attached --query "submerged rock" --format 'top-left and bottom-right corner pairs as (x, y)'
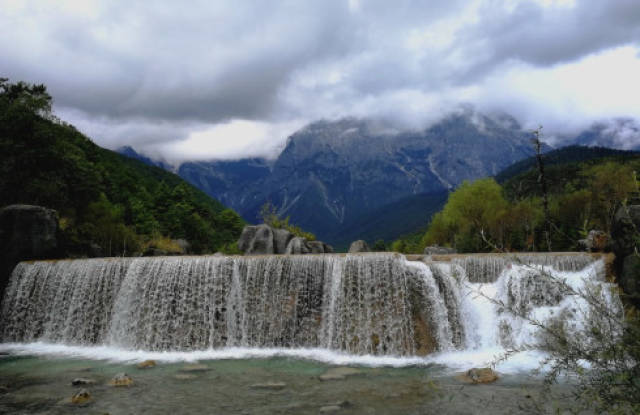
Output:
(180, 364), (210, 372)
(319, 367), (361, 381)
(458, 368), (499, 384)
(348, 240), (370, 253)
(249, 382), (286, 390)
(174, 374), (198, 380)
(71, 389), (91, 404)
(319, 405), (342, 413)
(109, 373), (133, 387)
(71, 378), (95, 386)
(137, 359), (156, 369)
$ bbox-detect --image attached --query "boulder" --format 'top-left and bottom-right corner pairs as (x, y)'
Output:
(424, 245), (457, 255)
(307, 241), (328, 253)
(239, 224), (332, 255)
(285, 237), (311, 254)
(612, 205), (640, 258)
(348, 240), (370, 253)
(109, 372), (133, 387)
(611, 205), (640, 303)
(71, 378), (95, 386)
(273, 228), (295, 254)
(0, 205), (60, 302)
(620, 254), (640, 302)
(578, 230), (610, 252)
(457, 367), (499, 384)
(136, 360), (156, 369)
(238, 224), (275, 254)
(319, 367), (361, 381)
(70, 389), (91, 404)
(249, 382), (286, 390)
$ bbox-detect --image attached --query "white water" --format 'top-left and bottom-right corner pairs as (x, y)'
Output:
(0, 253), (621, 373)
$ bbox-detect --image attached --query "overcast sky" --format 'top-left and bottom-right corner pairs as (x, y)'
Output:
(2, 0), (639, 163)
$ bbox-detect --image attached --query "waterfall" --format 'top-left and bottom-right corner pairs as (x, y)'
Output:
(0, 253), (621, 359)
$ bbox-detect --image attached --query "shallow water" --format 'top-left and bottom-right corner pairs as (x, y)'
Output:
(0, 351), (573, 415)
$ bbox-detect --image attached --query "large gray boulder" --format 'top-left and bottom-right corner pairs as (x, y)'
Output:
(348, 240), (370, 253)
(273, 228), (295, 254)
(238, 224), (333, 255)
(238, 224), (278, 254)
(0, 205), (60, 301)
(620, 254), (640, 303)
(612, 205), (640, 258)
(285, 237), (311, 254)
(611, 205), (640, 304)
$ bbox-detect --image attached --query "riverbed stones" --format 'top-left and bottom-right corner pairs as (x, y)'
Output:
(174, 374), (198, 380)
(319, 367), (361, 381)
(249, 382), (286, 390)
(71, 378), (95, 386)
(137, 359), (156, 369)
(109, 373), (133, 387)
(71, 389), (91, 404)
(457, 368), (499, 384)
(180, 364), (210, 372)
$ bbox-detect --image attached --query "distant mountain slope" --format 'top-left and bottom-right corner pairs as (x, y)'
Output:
(1, 80), (244, 256)
(565, 118), (640, 150)
(330, 190), (449, 250)
(162, 113), (536, 244)
(495, 145), (639, 183)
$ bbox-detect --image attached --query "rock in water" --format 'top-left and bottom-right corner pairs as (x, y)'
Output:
(71, 389), (91, 404)
(71, 378), (95, 386)
(458, 368), (499, 384)
(137, 360), (156, 369)
(319, 367), (361, 381)
(249, 382), (286, 390)
(109, 373), (133, 387)
(180, 364), (210, 372)
(348, 240), (370, 253)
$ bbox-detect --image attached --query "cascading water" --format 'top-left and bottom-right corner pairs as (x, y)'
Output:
(0, 253), (622, 367)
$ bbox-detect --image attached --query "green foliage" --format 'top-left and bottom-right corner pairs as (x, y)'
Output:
(422, 178), (509, 252)
(407, 155), (640, 253)
(0, 79), (245, 256)
(259, 201), (316, 241)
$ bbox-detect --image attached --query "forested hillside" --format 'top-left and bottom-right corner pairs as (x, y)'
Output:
(393, 148), (640, 253)
(0, 79), (244, 256)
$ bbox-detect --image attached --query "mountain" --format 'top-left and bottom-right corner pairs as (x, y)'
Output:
(1, 80), (244, 257)
(156, 112), (538, 245)
(117, 145), (173, 171)
(495, 145), (640, 183)
(565, 118), (640, 150)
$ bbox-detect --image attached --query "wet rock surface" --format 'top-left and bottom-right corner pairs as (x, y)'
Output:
(70, 388), (91, 404)
(348, 240), (370, 253)
(108, 373), (133, 387)
(458, 368), (499, 384)
(238, 224), (333, 255)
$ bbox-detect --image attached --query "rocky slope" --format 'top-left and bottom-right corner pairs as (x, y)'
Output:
(121, 111), (538, 244)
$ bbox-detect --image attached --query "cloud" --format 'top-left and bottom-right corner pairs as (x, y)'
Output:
(1, 0), (639, 161)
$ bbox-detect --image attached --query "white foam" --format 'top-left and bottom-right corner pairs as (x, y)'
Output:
(0, 342), (547, 374)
